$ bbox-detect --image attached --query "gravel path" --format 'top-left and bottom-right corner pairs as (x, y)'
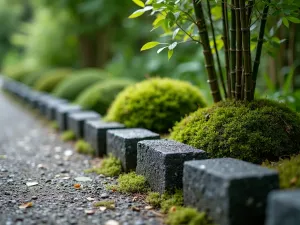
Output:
(0, 90), (164, 225)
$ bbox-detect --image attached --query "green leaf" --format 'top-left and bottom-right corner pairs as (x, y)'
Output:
(128, 9), (145, 19)
(287, 17), (300, 23)
(172, 28), (180, 40)
(132, 0), (145, 7)
(145, 0), (153, 4)
(168, 42), (177, 50)
(141, 41), (160, 51)
(282, 18), (289, 28)
(157, 46), (168, 54)
(168, 49), (173, 60)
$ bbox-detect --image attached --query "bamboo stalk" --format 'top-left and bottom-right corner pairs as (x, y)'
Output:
(247, 0), (255, 26)
(235, 0), (243, 100)
(192, 0), (222, 102)
(207, 0), (227, 98)
(230, 0), (236, 98)
(252, 0), (270, 98)
(239, 0), (252, 101)
(222, 0), (231, 98)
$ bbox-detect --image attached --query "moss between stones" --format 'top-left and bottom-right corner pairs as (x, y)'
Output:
(22, 68), (51, 87)
(61, 130), (76, 142)
(53, 69), (110, 101)
(75, 140), (94, 155)
(34, 68), (72, 93)
(108, 172), (148, 193)
(49, 121), (59, 131)
(75, 79), (134, 115)
(171, 99), (300, 164)
(93, 200), (115, 209)
(146, 190), (183, 213)
(105, 78), (206, 133)
(85, 154), (122, 177)
(263, 154), (300, 189)
(166, 207), (214, 225)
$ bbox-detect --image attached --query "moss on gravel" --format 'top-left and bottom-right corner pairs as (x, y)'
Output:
(166, 207), (214, 225)
(61, 130), (76, 141)
(75, 140), (94, 155)
(85, 154), (122, 177)
(263, 154), (300, 189)
(49, 121), (59, 130)
(105, 78), (206, 133)
(109, 172), (148, 193)
(93, 200), (115, 209)
(171, 99), (300, 164)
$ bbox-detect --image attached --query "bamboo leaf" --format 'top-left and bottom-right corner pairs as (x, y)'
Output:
(132, 0), (145, 7)
(283, 67), (295, 95)
(129, 9), (145, 18)
(157, 46), (168, 54)
(145, 0), (153, 4)
(172, 28), (180, 40)
(141, 41), (160, 51)
(282, 18), (289, 28)
(287, 17), (300, 23)
(168, 49), (173, 60)
(168, 42), (177, 50)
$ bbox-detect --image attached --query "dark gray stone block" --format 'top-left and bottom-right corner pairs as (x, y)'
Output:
(68, 111), (101, 138)
(107, 128), (160, 172)
(45, 98), (68, 120)
(183, 158), (279, 225)
(265, 190), (300, 225)
(136, 139), (206, 193)
(84, 120), (125, 157)
(37, 94), (54, 115)
(56, 104), (82, 131)
(28, 91), (43, 108)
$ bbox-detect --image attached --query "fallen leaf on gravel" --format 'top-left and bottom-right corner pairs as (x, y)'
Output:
(132, 196), (138, 202)
(26, 182), (38, 187)
(87, 197), (95, 201)
(19, 202), (33, 209)
(131, 206), (140, 212)
(99, 207), (106, 211)
(84, 209), (95, 215)
(74, 183), (81, 189)
(290, 177), (298, 185)
(145, 206), (153, 210)
(105, 220), (119, 225)
(74, 176), (92, 182)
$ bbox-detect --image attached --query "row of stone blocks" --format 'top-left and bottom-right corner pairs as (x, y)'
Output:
(2, 78), (299, 225)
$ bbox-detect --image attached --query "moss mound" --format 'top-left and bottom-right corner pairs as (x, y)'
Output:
(61, 130), (76, 142)
(3, 63), (35, 81)
(171, 99), (300, 164)
(105, 78), (206, 133)
(53, 69), (110, 101)
(75, 140), (94, 155)
(166, 208), (213, 225)
(34, 68), (72, 92)
(112, 172), (148, 193)
(75, 79), (134, 115)
(85, 154), (122, 177)
(22, 69), (51, 87)
(263, 154), (300, 189)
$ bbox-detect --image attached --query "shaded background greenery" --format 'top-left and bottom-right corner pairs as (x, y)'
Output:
(1, 0), (300, 109)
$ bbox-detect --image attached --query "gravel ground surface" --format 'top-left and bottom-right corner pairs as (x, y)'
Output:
(0, 90), (164, 225)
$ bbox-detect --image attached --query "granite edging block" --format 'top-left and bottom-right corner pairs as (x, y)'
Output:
(106, 128), (160, 172)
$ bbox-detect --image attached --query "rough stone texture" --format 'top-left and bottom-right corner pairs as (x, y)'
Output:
(27, 91), (43, 108)
(183, 158), (279, 225)
(265, 190), (300, 225)
(45, 99), (68, 121)
(0, 86), (163, 225)
(84, 120), (125, 157)
(68, 111), (101, 138)
(37, 94), (54, 115)
(56, 104), (82, 131)
(107, 129), (160, 172)
(136, 139), (206, 193)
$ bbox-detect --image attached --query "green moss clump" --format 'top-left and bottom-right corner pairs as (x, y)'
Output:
(115, 172), (147, 193)
(75, 140), (94, 155)
(105, 78), (206, 133)
(263, 154), (300, 189)
(85, 154), (122, 177)
(75, 79), (133, 115)
(22, 68), (51, 87)
(61, 130), (76, 141)
(146, 190), (183, 213)
(171, 99), (300, 164)
(49, 121), (59, 130)
(93, 200), (115, 209)
(146, 192), (162, 208)
(3, 63), (35, 81)
(34, 68), (72, 92)
(53, 69), (110, 101)
(166, 207), (214, 225)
